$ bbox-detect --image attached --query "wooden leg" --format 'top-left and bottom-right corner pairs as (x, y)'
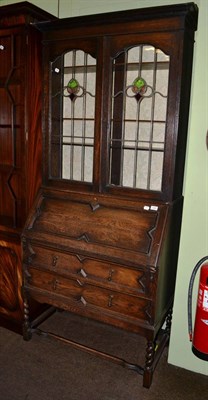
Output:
(23, 295), (32, 341)
(143, 340), (155, 388)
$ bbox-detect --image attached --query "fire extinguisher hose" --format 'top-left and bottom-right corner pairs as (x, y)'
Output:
(187, 256), (208, 341)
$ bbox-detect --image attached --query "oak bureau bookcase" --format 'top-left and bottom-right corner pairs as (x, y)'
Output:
(0, 2), (56, 332)
(22, 3), (198, 388)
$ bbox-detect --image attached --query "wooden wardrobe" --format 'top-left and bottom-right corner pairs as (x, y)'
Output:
(0, 2), (56, 332)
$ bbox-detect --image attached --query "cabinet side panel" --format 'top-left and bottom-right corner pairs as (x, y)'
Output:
(0, 28), (25, 228)
(155, 198), (183, 327)
(0, 240), (23, 322)
(25, 26), (43, 212)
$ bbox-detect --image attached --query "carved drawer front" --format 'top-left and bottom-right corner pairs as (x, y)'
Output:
(26, 268), (152, 322)
(30, 246), (148, 295)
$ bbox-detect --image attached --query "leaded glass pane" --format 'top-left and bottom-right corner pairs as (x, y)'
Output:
(109, 44), (169, 191)
(50, 49), (96, 182)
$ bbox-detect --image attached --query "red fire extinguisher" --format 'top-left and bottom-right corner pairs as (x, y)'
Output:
(188, 256), (208, 361)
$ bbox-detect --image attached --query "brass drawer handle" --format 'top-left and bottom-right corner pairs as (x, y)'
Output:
(52, 279), (58, 290)
(76, 279), (84, 287)
(78, 268), (87, 278)
(52, 255), (58, 267)
(108, 269), (114, 281)
(80, 296), (87, 306)
(108, 294), (114, 307)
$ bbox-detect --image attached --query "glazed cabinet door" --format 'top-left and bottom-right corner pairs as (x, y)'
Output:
(101, 30), (192, 202)
(0, 27), (25, 228)
(0, 1), (56, 331)
(43, 26), (193, 203)
(104, 33), (172, 198)
(0, 24), (45, 330)
(44, 37), (102, 193)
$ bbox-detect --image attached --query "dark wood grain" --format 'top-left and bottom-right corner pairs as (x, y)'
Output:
(21, 3), (198, 389)
(0, 3), (56, 331)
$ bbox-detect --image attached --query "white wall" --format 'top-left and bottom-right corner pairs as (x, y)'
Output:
(0, 0), (58, 15)
(168, 0), (208, 376)
(1, 0), (207, 376)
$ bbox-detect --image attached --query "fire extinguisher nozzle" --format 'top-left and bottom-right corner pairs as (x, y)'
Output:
(189, 333), (193, 342)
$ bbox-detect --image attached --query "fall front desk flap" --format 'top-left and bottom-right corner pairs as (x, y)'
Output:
(23, 191), (178, 270)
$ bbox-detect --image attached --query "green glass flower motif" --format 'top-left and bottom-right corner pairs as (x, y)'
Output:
(132, 77), (147, 94)
(67, 78), (79, 93)
(67, 78), (80, 101)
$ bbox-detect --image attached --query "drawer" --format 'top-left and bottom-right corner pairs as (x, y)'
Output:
(26, 268), (152, 322)
(29, 245), (148, 295)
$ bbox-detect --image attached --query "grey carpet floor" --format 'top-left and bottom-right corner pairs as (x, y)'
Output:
(0, 311), (207, 400)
